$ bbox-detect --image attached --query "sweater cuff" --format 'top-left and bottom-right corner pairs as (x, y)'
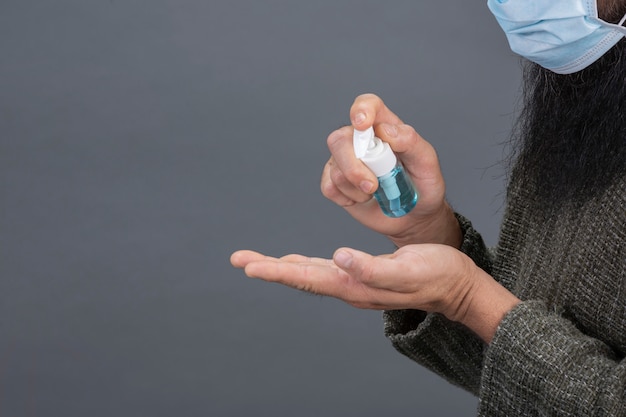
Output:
(384, 309), (485, 395)
(381, 213), (492, 394)
(455, 213), (493, 274)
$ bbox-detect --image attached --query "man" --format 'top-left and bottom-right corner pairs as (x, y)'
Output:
(232, 0), (626, 414)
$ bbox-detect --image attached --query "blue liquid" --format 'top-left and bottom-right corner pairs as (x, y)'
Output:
(373, 163), (418, 218)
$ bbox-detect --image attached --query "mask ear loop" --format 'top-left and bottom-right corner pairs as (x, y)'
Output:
(604, 12), (626, 35)
(615, 13), (626, 36)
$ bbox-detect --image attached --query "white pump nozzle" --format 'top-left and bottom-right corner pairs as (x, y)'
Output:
(353, 127), (397, 177)
(353, 126), (375, 159)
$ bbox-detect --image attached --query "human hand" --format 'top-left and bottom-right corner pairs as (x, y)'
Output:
(321, 94), (461, 248)
(231, 246), (519, 343)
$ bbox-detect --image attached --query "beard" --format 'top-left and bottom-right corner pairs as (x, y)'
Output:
(509, 39), (626, 210)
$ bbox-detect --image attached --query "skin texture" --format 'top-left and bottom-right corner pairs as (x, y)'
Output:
(231, 94), (520, 343)
(230, 245), (519, 344)
(321, 94), (462, 249)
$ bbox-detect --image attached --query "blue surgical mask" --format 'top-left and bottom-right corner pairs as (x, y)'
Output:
(488, 0), (626, 74)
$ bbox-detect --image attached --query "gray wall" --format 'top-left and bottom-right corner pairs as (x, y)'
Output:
(0, 1), (521, 416)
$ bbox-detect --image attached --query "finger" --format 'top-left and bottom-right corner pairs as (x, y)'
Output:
(343, 198), (393, 225)
(333, 248), (419, 293)
(279, 254), (335, 266)
(243, 258), (348, 296)
(230, 250), (277, 268)
(327, 160), (376, 204)
(326, 128), (377, 194)
(320, 160), (358, 207)
(350, 93), (404, 132)
(230, 250), (266, 268)
(232, 251), (335, 269)
(376, 123), (441, 178)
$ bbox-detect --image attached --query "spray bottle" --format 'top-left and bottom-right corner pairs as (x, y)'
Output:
(353, 126), (418, 217)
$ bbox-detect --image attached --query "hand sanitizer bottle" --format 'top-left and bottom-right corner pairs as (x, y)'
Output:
(353, 127), (418, 217)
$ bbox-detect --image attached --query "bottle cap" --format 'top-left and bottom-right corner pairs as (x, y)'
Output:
(353, 127), (397, 177)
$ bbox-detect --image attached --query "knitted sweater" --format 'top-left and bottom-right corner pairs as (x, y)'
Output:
(383, 173), (626, 416)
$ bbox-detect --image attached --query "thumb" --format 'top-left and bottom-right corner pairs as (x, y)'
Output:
(333, 248), (357, 271)
(333, 248), (401, 290)
(333, 247), (384, 279)
(377, 123), (442, 181)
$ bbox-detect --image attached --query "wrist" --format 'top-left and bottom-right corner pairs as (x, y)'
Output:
(455, 265), (520, 344)
(390, 203), (463, 248)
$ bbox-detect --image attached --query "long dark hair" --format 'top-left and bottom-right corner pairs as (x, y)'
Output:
(508, 38), (626, 209)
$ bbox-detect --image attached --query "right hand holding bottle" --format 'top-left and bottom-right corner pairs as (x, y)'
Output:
(321, 94), (462, 248)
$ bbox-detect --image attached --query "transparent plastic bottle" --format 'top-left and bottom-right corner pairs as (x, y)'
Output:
(373, 161), (418, 217)
(353, 127), (419, 218)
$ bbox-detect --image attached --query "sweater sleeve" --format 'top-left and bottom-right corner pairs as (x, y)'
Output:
(478, 300), (626, 416)
(383, 213), (493, 395)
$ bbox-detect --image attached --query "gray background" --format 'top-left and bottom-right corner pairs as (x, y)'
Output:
(0, 1), (521, 416)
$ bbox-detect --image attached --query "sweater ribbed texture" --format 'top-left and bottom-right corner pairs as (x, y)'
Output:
(384, 174), (626, 416)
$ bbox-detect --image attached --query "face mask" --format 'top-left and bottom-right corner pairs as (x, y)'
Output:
(488, 0), (626, 74)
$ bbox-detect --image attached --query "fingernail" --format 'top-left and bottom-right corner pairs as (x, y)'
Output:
(383, 123), (398, 137)
(334, 250), (353, 268)
(353, 112), (366, 126)
(360, 180), (374, 193)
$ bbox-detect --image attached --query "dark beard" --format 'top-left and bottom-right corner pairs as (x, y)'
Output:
(509, 39), (626, 210)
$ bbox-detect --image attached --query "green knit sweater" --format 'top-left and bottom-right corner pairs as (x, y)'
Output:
(383, 174), (626, 416)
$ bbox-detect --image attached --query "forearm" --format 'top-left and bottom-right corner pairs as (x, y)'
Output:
(384, 213), (504, 391)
